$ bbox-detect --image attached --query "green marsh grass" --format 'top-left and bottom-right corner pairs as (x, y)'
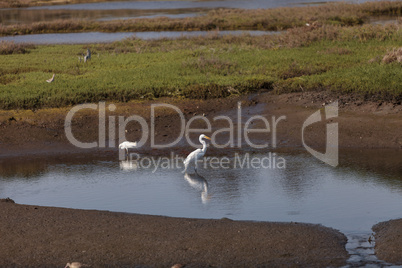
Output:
(0, 24), (401, 109)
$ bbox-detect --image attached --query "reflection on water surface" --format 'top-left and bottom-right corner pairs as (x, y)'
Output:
(1, 149), (401, 235)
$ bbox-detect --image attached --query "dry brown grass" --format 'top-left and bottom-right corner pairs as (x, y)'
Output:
(94, 23), (400, 55)
(381, 47), (402, 63)
(0, 41), (35, 55)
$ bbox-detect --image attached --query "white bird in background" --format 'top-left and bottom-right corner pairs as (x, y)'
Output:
(183, 134), (211, 172)
(46, 73), (55, 83)
(119, 141), (138, 155)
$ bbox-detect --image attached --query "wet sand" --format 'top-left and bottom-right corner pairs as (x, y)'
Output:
(0, 199), (348, 267)
(373, 219), (402, 265)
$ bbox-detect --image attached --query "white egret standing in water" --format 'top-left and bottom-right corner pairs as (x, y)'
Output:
(183, 134), (211, 172)
(119, 141), (138, 156)
(46, 74), (55, 83)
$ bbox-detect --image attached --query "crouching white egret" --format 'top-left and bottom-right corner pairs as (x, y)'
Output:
(183, 134), (211, 172)
(119, 141), (138, 155)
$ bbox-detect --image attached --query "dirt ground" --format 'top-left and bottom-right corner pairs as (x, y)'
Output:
(373, 219), (402, 265)
(0, 198), (348, 268)
(0, 91), (401, 267)
(0, 91), (401, 159)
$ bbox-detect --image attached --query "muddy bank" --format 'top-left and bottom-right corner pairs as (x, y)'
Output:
(0, 199), (348, 267)
(0, 91), (401, 159)
(373, 218), (402, 265)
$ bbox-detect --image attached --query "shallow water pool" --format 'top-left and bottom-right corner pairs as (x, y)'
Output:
(1, 150), (401, 234)
(0, 30), (273, 44)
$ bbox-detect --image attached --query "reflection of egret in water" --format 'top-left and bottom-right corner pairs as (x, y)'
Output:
(184, 172), (210, 204)
(119, 160), (138, 171)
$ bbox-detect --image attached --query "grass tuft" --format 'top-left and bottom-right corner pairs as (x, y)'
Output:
(0, 41), (35, 55)
(381, 47), (402, 63)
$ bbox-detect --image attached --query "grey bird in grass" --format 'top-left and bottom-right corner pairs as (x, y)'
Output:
(46, 74), (55, 83)
(84, 49), (91, 62)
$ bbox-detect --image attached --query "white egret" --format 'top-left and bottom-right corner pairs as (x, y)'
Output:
(119, 141), (138, 155)
(46, 74), (55, 83)
(183, 134), (211, 172)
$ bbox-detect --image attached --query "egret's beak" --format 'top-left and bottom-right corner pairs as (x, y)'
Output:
(204, 136), (211, 140)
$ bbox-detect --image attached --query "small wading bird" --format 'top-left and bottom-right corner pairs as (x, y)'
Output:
(84, 49), (91, 62)
(183, 134), (211, 172)
(46, 74), (55, 83)
(119, 141), (138, 156)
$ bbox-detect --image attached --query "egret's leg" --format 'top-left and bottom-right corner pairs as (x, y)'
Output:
(184, 160), (189, 172)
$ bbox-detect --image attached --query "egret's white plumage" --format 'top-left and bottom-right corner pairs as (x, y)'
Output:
(119, 141), (138, 155)
(46, 74), (55, 83)
(183, 134), (211, 172)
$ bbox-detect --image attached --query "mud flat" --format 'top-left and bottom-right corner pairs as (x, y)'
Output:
(0, 91), (401, 158)
(0, 199), (348, 267)
(373, 219), (402, 265)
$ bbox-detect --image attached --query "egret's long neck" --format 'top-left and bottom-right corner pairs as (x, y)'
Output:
(200, 140), (207, 153)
